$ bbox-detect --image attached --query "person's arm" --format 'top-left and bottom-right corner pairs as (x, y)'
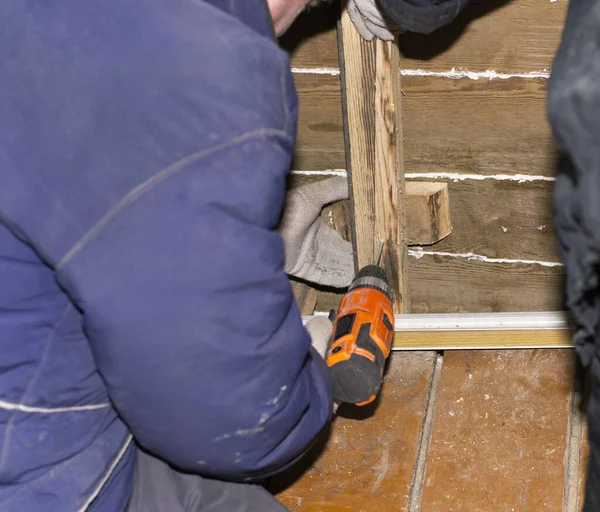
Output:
(54, 132), (333, 480)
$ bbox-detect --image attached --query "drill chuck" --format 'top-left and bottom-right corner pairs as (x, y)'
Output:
(348, 265), (393, 301)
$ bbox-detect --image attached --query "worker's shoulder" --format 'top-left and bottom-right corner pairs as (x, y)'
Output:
(0, 0), (295, 266)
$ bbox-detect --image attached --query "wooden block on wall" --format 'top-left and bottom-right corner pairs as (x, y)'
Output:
(407, 181), (452, 245)
(288, 173), (565, 313)
(409, 179), (559, 262)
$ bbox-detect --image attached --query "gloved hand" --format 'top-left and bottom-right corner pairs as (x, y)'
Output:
(278, 177), (354, 288)
(304, 315), (332, 359)
(304, 315), (341, 413)
(347, 0), (402, 41)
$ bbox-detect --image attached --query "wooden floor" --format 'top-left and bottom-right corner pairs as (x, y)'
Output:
(270, 347), (590, 511)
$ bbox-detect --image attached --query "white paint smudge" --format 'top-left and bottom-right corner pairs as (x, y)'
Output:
(291, 169), (555, 183)
(400, 67), (550, 81)
(266, 385), (288, 406)
(258, 412), (271, 425)
(405, 172), (555, 183)
(408, 247), (563, 268)
(371, 445), (390, 493)
(291, 67), (341, 76)
(290, 169), (348, 177)
(213, 426), (265, 442)
(213, 387), (288, 442)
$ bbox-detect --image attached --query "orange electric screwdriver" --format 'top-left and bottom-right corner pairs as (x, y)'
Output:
(326, 244), (394, 406)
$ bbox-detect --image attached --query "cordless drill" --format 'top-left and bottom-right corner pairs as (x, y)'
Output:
(326, 255), (394, 406)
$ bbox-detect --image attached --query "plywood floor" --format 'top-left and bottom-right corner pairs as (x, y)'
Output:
(270, 347), (590, 511)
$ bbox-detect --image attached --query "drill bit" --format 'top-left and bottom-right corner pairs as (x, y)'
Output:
(375, 240), (385, 266)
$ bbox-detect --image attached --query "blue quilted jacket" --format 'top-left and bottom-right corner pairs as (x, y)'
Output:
(0, 1), (332, 510)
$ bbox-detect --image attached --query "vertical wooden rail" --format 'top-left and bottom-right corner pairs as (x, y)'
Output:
(337, 9), (408, 312)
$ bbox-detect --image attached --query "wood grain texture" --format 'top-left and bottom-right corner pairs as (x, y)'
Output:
(286, 0), (565, 315)
(293, 73), (345, 170)
(295, 175), (559, 262)
(406, 182), (452, 245)
(285, 0), (569, 73)
(409, 255), (565, 313)
(338, 11), (408, 312)
(413, 178), (559, 262)
(290, 174), (564, 313)
(392, 329), (573, 351)
(294, 74), (559, 176)
(274, 352), (437, 511)
(420, 349), (574, 511)
(403, 75), (558, 176)
(398, 0), (567, 73)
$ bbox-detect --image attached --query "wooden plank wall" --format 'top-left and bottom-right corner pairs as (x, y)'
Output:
(282, 0), (568, 313)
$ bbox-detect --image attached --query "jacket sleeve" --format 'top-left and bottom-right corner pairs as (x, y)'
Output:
(54, 131), (333, 479)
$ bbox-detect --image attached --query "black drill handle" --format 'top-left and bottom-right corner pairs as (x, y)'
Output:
(329, 322), (386, 404)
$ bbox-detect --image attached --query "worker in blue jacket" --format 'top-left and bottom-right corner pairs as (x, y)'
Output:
(0, 0), (358, 510)
(0, 0), (468, 510)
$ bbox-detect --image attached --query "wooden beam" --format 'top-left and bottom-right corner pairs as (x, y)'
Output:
(406, 182), (452, 245)
(391, 330), (573, 351)
(337, 10), (408, 313)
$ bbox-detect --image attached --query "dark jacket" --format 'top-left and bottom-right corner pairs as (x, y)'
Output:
(380, 0), (470, 34)
(548, 0), (600, 367)
(547, 1), (600, 508)
(0, 1), (332, 510)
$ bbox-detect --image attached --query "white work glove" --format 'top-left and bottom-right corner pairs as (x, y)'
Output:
(304, 315), (332, 360)
(347, 0), (402, 41)
(278, 177), (354, 288)
(304, 315), (341, 414)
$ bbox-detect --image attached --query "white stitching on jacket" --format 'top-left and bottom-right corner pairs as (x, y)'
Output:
(77, 435), (134, 512)
(0, 399), (110, 414)
(56, 128), (291, 270)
